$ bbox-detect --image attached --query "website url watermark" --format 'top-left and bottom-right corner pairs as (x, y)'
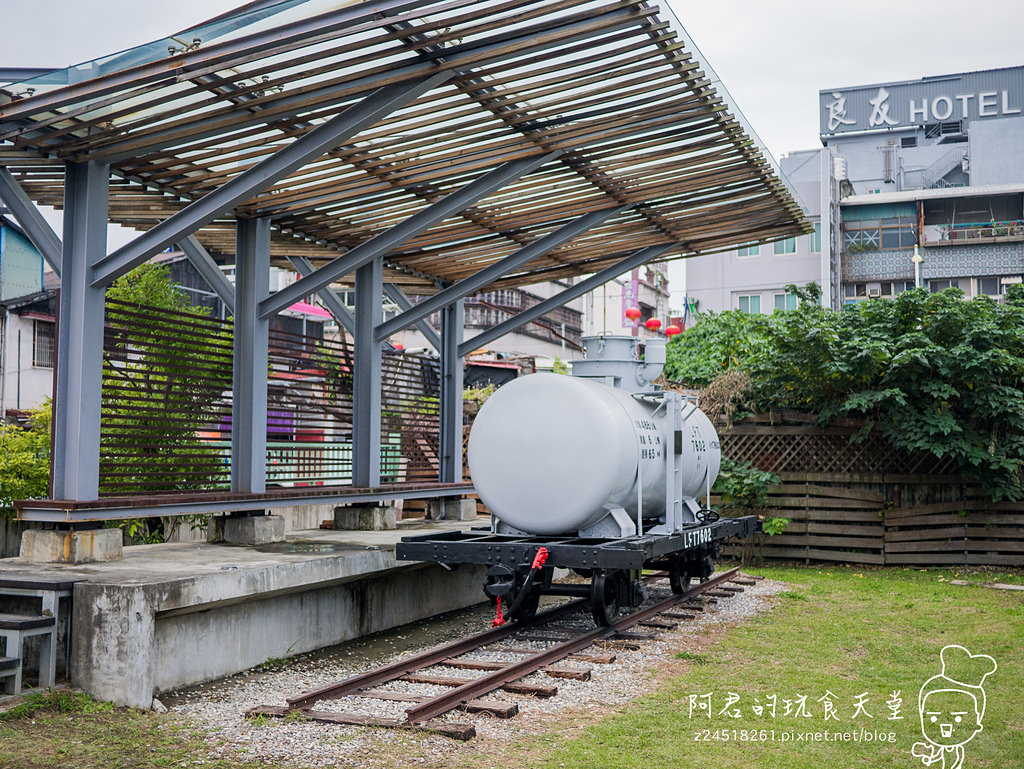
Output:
(694, 728), (898, 744)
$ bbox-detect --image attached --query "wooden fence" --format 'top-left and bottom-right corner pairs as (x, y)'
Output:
(719, 413), (1024, 567)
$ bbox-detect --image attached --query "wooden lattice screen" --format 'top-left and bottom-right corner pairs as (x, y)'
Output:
(718, 413), (1023, 567)
(719, 412), (959, 476)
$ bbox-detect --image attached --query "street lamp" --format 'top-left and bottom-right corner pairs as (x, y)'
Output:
(911, 244), (923, 289)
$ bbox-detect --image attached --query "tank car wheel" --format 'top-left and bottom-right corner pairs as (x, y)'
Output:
(668, 558), (692, 595)
(591, 570), (622, 627)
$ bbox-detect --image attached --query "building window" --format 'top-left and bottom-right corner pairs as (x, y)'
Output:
(977, 276), (1002, 297)
(843, 216), (916, 252)
(901, 136), (918, 148)
(774, 294), (798, 311)
(773, 237), (796, 255)
(33, 320), (55, 369)
(809, 222), (821, 253)
(738, 295), (761, 314)
(736, 243), (760, 257)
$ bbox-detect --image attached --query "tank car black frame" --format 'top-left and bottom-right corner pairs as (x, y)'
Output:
(397, 515), (759, 626)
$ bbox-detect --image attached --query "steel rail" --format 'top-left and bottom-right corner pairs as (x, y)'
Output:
(285, 597), (588, 710)
(401, 567), (740, 724)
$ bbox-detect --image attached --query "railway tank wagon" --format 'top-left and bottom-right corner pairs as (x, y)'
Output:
(397, 334), (758, 625)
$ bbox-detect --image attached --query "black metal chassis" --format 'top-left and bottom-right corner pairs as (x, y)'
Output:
(396, 515), (760, 572)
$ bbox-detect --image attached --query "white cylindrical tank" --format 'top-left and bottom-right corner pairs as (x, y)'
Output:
(467, 372), (720, 536)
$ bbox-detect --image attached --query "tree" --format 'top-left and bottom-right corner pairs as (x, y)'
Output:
(665, 284), (1024, 501)
(0, 400), (51, 516)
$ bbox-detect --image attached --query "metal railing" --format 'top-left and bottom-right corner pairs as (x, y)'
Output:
(922, 220), (1024, 245)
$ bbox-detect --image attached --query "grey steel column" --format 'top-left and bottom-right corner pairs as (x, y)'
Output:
(352, 257), (383, 488)
(231, 217), (271, 494)
(439, 298), (465, 484)
(51, 160), (109, 500)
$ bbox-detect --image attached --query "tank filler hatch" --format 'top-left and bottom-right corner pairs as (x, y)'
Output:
(570, 334), (665, 392)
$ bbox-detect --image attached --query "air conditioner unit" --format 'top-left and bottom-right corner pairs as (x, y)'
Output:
(867, 286), (882, 298)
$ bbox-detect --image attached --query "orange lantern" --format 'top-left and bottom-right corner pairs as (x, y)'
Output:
(645, 318), (662, 331)
(664, 324), (682, 337)
(624, 306), (642, 320)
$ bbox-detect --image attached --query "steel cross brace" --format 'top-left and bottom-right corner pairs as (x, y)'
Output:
(374, 205), (630, 341)
(0, 167), (62, 275)
(286, 254), (355, 336)
(458, 243), (678, 356)
(259, 151), (561, 319)
(383, 283), (440, 351)
(178, 235), (236, 313)
(89, 72), (452, 288)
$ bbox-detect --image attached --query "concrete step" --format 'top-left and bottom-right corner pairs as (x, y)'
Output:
(0, 613), (55, 631)
(0, 656), (19, 672)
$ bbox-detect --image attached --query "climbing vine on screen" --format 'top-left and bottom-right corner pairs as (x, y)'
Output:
(666, 283), (1024, 501)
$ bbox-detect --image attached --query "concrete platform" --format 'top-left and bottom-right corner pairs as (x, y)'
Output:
(0, 519), (487, 707)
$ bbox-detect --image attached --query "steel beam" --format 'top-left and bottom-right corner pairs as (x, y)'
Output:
(51, 160), (109, 500)
(439, 298), (465, 483)
(286, 255), (355, 336)
(384, 283), (440, 351)
(260, 151), (561, 319)
(0, 167), (62, 276)
(89, 74), (451, 288)
(231, 217), (271, 494)
(178, 235), (235, 313)
(375, 206), (629, 341)
(0, 0), (432, 122)
(352, 257), (383, 488)
(0, 68), (61, 83)
(458, 243), (677, 356)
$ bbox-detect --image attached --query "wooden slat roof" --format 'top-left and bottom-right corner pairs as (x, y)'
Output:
(0, 0), (808, 293)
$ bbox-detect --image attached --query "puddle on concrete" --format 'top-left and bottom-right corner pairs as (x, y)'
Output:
(250, 540), (384, 554)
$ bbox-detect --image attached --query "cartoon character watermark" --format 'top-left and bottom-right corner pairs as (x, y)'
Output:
(911, 645), (997, 769)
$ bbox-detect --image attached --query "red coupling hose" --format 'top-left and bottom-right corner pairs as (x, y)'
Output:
(493, 547), (547, 627)
(531, 546), (549, 570)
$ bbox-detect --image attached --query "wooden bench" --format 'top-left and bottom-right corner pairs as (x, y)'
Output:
(15, 481), (474, 523)
(0, 613), (57, 692)
(0, 655), (19, 695)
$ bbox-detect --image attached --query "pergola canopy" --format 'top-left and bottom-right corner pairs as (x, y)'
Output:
(0, 0), (808, 294)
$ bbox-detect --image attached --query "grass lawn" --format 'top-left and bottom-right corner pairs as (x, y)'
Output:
(0, 565), (1020, 769)
(454, 565), (1023, 769)
(0, 690), (263, 769)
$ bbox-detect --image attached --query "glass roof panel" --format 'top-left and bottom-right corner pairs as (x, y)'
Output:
(2, 0), (350, 95)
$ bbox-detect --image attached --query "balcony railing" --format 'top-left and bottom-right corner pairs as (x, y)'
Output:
(922, 220), (1024, 246)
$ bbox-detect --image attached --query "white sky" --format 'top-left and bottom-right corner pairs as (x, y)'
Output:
(1, 0), (1021, 297)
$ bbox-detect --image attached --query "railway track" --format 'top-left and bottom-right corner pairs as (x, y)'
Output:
(246, 568), (761, 740)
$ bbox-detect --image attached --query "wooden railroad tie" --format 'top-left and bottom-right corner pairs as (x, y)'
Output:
(720, 585), (745, 593)
(399, 673), (558, 697)
(597, 639), (642, 651)
(350, 690), (518, 718)
(659, 611), (696, 620)
(705, 591), (732, 598)
(443, 658), (591, 681)
(245, 705), (476, 741)
(610, 631), (660, 642)
(730, 578), (758, 586)
(488, 645), (616, 664)
(638, 619), (678, 630)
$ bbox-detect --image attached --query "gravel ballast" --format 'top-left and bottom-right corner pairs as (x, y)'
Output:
(166, 574), (786, 767)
